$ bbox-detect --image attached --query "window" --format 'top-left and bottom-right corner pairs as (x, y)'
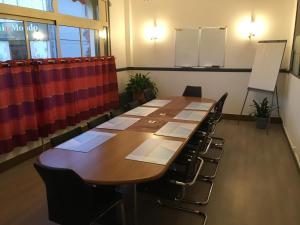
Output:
(27, 22), (57, 58)
(60, 26), (99, 57)
(0, 0), (109, 60)
(0, 19), (27, 60)
(81, 28), (99, 56)
(291, 2), (300, 77)
(0, 0), (53, 11)
(57, 0), (98, 20)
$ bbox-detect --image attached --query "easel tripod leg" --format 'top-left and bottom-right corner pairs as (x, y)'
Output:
(238, 89), (249, 125)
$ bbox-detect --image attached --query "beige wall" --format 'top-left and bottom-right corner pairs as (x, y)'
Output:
(281, 74), (300, 164)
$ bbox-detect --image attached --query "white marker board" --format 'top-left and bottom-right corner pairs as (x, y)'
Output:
(248, 41), (286, 92)
(175, 27), (226, 67)
(199, 27), (226, 67)
(175, 29), (199, 67)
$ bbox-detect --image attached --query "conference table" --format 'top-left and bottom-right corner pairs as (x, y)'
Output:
(38, 96), (216, 225)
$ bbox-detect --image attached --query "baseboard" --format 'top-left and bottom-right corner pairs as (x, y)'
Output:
(223, 113), (282, 123)
(0, 142), (51, 173)
(281, 124), (300, 171)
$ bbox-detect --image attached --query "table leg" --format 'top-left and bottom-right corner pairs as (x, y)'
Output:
(121, 184), (138, 225)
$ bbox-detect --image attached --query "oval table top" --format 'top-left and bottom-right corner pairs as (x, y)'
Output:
(38, 96), (216, 185)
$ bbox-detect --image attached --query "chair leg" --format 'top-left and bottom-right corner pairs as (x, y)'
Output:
(198, 160), (219, 180)
(200, 146), (224, 163)
(120, 201), (126, 225)
(175, 179), (214, 205)
(157, 199), (207, 225)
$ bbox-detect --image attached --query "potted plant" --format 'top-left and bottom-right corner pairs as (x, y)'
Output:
(125, 72), (158, 103)
(251, 97), (271, 129)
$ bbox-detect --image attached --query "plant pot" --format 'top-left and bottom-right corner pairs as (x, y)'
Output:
(255, 117), (269, 129)
(133, 91), (146, 104)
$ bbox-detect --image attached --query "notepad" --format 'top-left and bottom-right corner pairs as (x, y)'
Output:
(154, 122), (197, 138)
(185, 102), (213, 111)
(124, 106), (158, 116)
(143, 99), (172, 107)
(174, 110), (206, 121)
(126, 138), (183, 165)
(56, 131), (116, 153)
(97, 117), (140, 130)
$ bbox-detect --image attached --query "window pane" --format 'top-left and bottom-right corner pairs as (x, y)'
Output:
(1, 0), (53, 11)
(0, 19), (27, 60)
(81, 29), (99, 57)
(27, 22), (57, 59)
(59, 26), (81, 57)
(57, 0), (98, 20)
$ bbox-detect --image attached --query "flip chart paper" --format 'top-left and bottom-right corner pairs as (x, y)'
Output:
(143, 99), (172, 107)
(126, 138), (183, 165)
(185, 102), (213, 111)
(56, 131), (116, 153)
(97, 117), (140, 130)
(124, 107), (158, 116)
(154, 122), (197, 138)
(174, 110), (206, 121)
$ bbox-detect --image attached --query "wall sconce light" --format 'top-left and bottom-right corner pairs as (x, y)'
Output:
(144, 20), (165, 41)
(248, 13), (256, 39)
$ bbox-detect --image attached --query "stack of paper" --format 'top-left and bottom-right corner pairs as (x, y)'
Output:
(124, 106), (158, 116)
(126, 138), (183, 165)
(143, 99), (172, 107)
(56, 131), (116, 153)
(185, 102), (213, 111)
(97, 117), (140, 130)
(154, 122), (197, 138)
(174, 110), (206, 121)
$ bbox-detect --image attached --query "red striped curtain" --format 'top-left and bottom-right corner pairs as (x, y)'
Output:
(0, 57), (119, 154)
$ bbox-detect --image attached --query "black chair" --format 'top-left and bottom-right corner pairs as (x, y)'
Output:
(128, 100), (140, 109)
(143, 88), (156, 102)
(188, 92), (228, 179)
(34, 163), (126, 225)
(50, 127), (83, 147)
(87, 114), (110, 129)
(182, 85), (202, 97)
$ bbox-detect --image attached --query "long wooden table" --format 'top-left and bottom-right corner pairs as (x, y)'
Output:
(38, 96), (215, 225)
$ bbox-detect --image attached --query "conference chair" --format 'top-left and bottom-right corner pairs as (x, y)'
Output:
(188, 92), (228, 179)
(34, 163), (126, 225)
(182, 85), (202, 97)
(87, 114), (110, 129)
(143, 88), (156, 102)
(50, 127), (83, 147)
(128, 100), (140, 109)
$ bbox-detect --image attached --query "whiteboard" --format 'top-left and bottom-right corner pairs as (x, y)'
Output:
(175, 29), (199, 67)
(199, 27), (226, 67)
(248, 41), (286, 92)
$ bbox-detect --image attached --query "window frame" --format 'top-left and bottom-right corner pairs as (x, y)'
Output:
(0, 0), (109, 59)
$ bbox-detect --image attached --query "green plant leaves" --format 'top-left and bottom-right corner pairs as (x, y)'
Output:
(125, 72), (158, 95)
(251, 97), (271, 118)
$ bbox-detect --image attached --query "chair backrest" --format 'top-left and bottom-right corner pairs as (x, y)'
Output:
(50, 127), (82, 147)
(214, 92), (228, 114)
(119, 92), (133, 110)
(128, 100), (140, 109)
(87, 114), (110, 129)
(182, 86), (202, 97)
(34, 163), (94, 225)
(143, 88), (156, 102)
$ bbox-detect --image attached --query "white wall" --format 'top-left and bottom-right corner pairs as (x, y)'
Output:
(110, 0), (297, 115)
(281, 74), (300, 164)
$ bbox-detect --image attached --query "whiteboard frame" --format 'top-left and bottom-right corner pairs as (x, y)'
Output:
(198, 26), (227, 68)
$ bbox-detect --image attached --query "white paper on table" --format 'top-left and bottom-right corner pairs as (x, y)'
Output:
(97, 116), (141, 130)
(143, 99), (172, 107)
(154, 122), (197, 138)
(126, 138), (183, 165)
(56, 131), (116, 153)
(185, 102), (213, 111)
(124, 106), (158, 116)
(174, 110), (206, 121)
